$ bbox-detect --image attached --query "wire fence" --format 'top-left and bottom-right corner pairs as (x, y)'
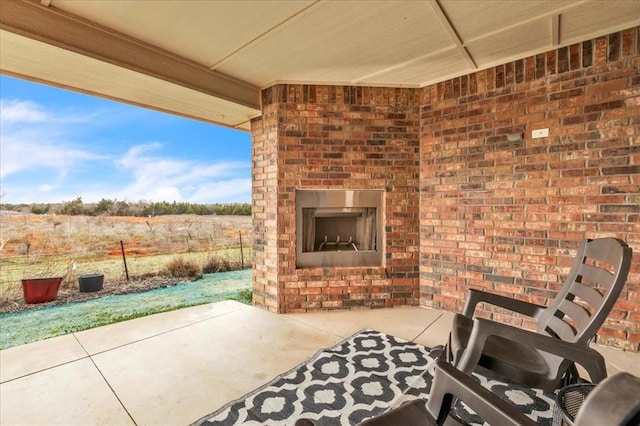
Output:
(0, 214), (252, 295)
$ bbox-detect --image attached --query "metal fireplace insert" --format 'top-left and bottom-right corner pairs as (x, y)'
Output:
(296, 189), (384, 268)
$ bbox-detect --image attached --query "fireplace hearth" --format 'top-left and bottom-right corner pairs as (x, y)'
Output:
(296, 190), (384, 268)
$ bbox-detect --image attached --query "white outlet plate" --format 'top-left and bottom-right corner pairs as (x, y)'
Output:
(532, 128), (549, 138)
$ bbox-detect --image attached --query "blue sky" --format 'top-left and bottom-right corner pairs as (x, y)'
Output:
(0, 75), (252, 205)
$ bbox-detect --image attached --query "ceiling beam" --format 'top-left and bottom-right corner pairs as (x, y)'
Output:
(0, 0), (261, 110)
(551, 14), (560, 46)
(429, 0), (477, 70)
(209, 0), (321, 72)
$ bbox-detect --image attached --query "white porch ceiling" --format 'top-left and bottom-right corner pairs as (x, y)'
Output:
(1, 0), (639, 130)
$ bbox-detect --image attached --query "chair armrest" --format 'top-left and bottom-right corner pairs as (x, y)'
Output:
(356, 399), (436, 426)
(462, 289), (547, 320)
(427, 359), (535, 426)
(574, 372), (640, 425)
(456, 317), (607, 384)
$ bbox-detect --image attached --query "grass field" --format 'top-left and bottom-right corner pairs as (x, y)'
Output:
(0, 270), (252, 349)
(0, 213), (252, 298)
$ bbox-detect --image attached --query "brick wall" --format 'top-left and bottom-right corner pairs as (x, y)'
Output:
(419, 27), (640, 350)
(251, 101), (279, 312)
(254, 85), (421, 313)
(251, 27), (639, 350)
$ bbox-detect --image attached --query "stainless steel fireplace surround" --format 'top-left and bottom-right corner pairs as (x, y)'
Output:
(296, 189), (384, 268)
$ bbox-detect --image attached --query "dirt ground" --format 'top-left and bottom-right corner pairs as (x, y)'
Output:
(0, 274), (188, 314)
(0, 213), (252, 314)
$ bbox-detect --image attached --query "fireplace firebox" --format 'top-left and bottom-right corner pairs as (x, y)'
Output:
(296, 190), (384, 268)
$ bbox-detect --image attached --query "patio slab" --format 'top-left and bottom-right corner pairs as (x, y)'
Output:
(593, 343), (640, 376)
(413, 310), (456, 348)
(1, 357), (134, 425)
(0, 333), (88, 383)
(91, 302), (343, 425)
(75, 300), (246, 355)
(283, 305), (447, 344)
(1, 301), (639, 426)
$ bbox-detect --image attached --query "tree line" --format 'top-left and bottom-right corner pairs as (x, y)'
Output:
(1, 197), (251, 216)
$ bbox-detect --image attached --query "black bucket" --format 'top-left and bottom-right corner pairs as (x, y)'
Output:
(79, 273), (104, 292)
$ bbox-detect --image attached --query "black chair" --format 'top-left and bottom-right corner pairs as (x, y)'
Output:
(446, 237), (632, 391)
(357, 359), (640, 426)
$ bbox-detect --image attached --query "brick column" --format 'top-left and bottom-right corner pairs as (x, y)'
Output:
(252, 85), (421, 313)
(251, 101), (279, 311)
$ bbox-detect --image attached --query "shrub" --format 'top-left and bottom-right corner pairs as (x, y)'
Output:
(202, 255), (235, 273)
(229, 288), (252, 305)
(31, 204), (51, 215)
(163, 257), (201, 278)
(62, 197), (84, 215)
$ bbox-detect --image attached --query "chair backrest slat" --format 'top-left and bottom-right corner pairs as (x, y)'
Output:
(537, 238), (632, 345)
(577, 264), (615, 290)
(545, 315), (578, 341)
(583, 237), (629, 267)
(556, 299), (592, 338)
(569, 282), (604, 310)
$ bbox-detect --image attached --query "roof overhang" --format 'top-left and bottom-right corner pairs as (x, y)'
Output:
(0, 0), (261, 130)
(1, 0), (639, 131)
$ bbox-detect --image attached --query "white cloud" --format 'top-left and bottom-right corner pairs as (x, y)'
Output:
(188, 178), (252, 203)
(0, 100), (50, 124)
(0, 99), (102, 126)
(0, 132), (101, 178)
(0, 97), (251, 204)
(0, 98), (107, 179)
(111, 143), (250, 202)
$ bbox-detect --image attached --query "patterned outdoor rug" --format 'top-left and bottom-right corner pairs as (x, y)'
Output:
(192, 329), (556, 425)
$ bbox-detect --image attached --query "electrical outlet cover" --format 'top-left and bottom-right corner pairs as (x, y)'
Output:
(532, 128), (549, 138)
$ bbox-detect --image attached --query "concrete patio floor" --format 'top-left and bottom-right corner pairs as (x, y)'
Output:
(1, 301), (638, 425)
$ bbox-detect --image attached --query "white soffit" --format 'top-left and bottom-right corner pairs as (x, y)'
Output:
(366, 47), (471, 86)
(559, 0), (640, 43)
(441, 0), (640, 72)
(215, 1), (454, 87)
(0, 30), (259, 130)
(466, 17), (551, 68)
(438, 0), (576, 42)
(42, 0), (640, 89)
(1, 0), (639, 131)
(52, 0), (317, 68)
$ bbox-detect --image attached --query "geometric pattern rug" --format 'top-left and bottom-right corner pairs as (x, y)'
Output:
(191, 329), (556, 426)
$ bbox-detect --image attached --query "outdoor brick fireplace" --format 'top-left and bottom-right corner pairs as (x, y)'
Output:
(251, 85), (421, 313)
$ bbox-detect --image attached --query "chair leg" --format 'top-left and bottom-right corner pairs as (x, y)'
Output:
(445, 333), (454, 363)
(561, 363), (580, 387)
(357, 399), (435, 426)
(430, 344), (446, 361)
